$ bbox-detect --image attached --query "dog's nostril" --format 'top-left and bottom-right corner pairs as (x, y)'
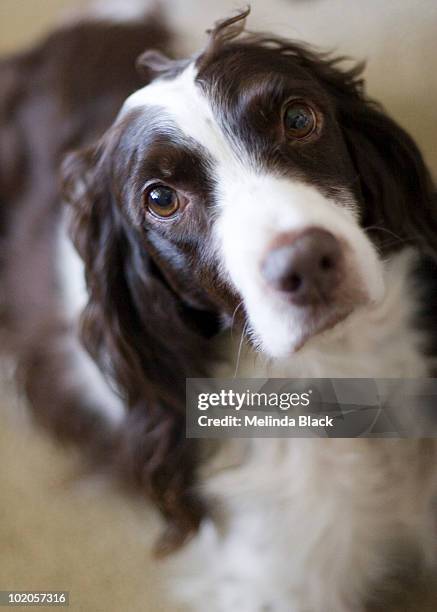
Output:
(261, 228), (343, 306)
(319, 254), (334, 271)
(287, 273), (302, 292)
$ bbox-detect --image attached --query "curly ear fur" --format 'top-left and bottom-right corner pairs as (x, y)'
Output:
(61, 144), (216, 553)
(340, 100), (437, 255)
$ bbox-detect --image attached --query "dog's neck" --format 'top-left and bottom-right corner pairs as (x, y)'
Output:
(217, 249), (429, 380)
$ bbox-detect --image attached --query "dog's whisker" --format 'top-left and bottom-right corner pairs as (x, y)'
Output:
(234, 322), (249, 378)
(230, 300), (244, 339)
(363, 225), (407, 243)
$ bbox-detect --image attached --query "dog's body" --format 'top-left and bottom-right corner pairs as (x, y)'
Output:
(1, 7), (437, 612)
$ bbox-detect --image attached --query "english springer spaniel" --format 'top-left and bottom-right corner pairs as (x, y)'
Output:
(1, 6), (436, 612)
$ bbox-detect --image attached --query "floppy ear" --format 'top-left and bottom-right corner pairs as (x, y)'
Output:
(292, 48), (437, 256)
(61, 143), (215, 553)
(339, 95), (437, 256)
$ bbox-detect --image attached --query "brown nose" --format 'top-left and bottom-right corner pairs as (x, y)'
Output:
(261, 228), (343, 305)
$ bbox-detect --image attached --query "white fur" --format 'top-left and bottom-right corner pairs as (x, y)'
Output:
(56, 212), (88, 322)
(234, 249), (427, 379)
(123, 64), (235, 164)
(65, 335), (125, 427)
(123, 64), (385, 357)
(173, 438), (436, 612)
(56, 215), (126, 426)
(169, 251), (436, 612)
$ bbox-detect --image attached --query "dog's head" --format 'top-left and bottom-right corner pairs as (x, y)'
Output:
(62, 9), (436, 546)
(64, 9), (436, 358)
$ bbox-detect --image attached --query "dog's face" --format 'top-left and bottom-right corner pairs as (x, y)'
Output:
(65, 15), (434, 363)
(108, 41), (383, 357)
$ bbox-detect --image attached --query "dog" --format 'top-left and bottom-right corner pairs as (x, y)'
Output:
(1, 6), (436, 611)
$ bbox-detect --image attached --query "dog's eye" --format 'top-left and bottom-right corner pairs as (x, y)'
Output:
(144, 184), (180, 218)
(284, 101), (317, 139)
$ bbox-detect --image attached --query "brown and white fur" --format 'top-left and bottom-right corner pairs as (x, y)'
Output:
(1, 5), (437, 612)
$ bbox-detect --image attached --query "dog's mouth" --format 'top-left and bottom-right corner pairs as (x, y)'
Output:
(244, 286), (370, 358)
(290, 302), (358, 352)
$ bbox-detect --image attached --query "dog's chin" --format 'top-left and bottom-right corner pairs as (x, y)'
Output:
(291, 305), (356, 353)
(256, 302), (359, 359)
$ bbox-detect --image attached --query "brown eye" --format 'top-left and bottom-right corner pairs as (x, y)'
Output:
(284, 101), (317, 139)
(144, 184), (180, 218)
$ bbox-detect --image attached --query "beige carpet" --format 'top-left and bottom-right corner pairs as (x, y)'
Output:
(1, 2), (437, 611)
(0, 370), (177, 611)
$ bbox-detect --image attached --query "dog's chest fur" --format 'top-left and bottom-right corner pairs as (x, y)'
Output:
(61, 236), (435, 610)
(170, 250), (435, 612)
(174, 436), (435, 612)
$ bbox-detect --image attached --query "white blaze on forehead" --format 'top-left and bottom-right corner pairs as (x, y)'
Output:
(122, 63), (241, 168)
(122, 65), (385, 357)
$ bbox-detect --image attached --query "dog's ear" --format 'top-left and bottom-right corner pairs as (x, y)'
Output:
(61, 142), (212, 553)
(339, 94), (437, 256)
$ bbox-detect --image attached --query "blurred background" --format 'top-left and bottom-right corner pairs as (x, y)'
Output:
(0, 1), (436, 611)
